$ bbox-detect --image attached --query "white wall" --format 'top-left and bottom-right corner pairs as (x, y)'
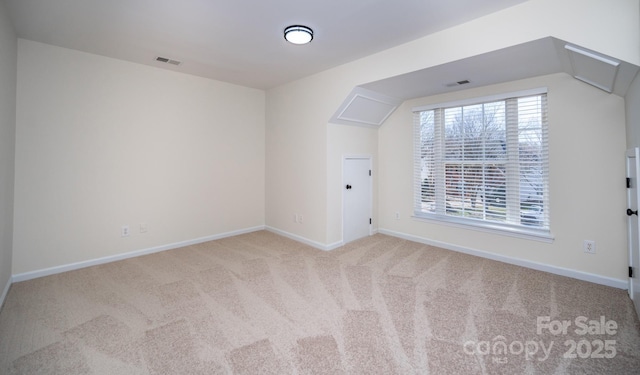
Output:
(7, 0), (640, 282)
(0, 1), (17, 300)
(326, 123), (378, 245)
(265, 78), (331, 245)
(265, 0), (639, 281)
(265, 66), (379, 246)
(380, 73), (628, 281)
(13, 40), (265, 275)
(628, 1), (640, 149)
(626, 74), (640, 148)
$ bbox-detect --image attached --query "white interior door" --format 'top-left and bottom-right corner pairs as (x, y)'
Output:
(626, 148), (640, 320)
(343, 157), (372, 244)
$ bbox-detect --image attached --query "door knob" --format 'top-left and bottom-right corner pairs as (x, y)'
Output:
(346, 184), (352, 190)
(627, 208), (638, 216)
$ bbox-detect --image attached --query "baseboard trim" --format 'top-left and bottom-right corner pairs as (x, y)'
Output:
(378, 228), (628, 290)
(12, 226), (266, 283)
(0, 275), (11, 311)
(12, 225), (622, 290)
(265, 226), (343, 251)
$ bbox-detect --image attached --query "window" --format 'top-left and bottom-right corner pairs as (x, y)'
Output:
(413, 89), (550, 239)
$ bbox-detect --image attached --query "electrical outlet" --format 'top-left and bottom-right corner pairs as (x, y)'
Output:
(140, 223), (148, 233)
(121, 225), (130, 237)
(395, 212), (400, 220)
(583, 240), (596, 254)
(299, 214), (304, 223)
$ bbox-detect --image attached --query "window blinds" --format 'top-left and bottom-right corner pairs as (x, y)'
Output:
(414, 92), (549, 233)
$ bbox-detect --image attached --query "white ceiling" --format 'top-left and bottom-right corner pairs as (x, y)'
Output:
(3, 0), (528, 89)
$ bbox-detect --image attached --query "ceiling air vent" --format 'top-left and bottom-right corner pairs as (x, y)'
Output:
(155, 56), (182, 66)
(444, 79), (471, 88)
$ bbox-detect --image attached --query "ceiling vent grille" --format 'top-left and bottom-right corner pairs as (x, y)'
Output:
(444, 79), (471, 88)
(155, 56), (182, 66)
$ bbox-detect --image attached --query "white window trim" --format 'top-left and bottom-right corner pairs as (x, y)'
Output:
(412, 212), (554, 243)
(412, 87), (552, 242)
(412, 87), (548, 113)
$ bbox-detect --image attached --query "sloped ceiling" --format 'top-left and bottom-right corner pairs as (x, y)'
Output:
(330, 37), (640, 127)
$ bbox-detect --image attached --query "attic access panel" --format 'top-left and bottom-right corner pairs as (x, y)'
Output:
(329, 87), (402, 128)
(565, 44), (620, 93)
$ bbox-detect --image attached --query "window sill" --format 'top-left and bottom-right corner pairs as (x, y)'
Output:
(411, 213), (554, 243)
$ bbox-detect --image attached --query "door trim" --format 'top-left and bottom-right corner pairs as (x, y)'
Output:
(627, 147), (640, 299)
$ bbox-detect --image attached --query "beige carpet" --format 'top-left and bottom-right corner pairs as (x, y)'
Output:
(1, 231), (639, 374)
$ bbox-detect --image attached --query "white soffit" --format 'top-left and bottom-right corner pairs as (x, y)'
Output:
(331, 37), (639, 128)
(329, 87), (402, 127)
(361, 37), (565, 101)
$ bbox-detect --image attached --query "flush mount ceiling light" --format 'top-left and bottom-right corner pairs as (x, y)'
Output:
(284, 25), (313, 45)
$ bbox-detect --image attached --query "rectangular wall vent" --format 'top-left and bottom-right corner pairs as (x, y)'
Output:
(155, 56), (182, 66)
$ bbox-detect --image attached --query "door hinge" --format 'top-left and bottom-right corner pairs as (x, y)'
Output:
(369, 218), (372, 225)
(627, 177), (632, 188)
(630, 266), (634, 278)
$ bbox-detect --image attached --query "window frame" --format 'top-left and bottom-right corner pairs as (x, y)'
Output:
(412, 88), (553, 242)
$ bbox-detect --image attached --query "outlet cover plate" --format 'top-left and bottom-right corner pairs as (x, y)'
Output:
(583, 240), (596, 254)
